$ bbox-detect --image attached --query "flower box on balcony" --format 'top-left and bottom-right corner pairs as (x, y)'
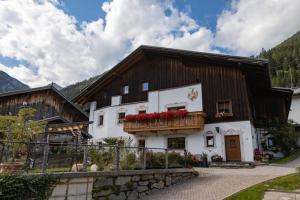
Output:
(123, 111), (206, 134)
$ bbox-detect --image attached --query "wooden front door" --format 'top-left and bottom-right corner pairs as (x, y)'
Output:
(225, 135), (241, 161)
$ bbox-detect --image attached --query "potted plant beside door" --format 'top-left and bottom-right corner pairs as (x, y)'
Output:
(211, 154), (223, 162)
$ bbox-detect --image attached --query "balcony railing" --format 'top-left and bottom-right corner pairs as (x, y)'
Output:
(123, 112), (206, 134)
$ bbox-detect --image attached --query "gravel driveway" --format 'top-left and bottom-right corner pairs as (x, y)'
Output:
(142, 158), (300, 200)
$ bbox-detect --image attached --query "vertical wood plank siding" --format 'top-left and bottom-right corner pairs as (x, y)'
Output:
(0, 90), (87, 122)
(93, 54), (250, 123)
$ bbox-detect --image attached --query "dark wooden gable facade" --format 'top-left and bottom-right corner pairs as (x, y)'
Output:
(0, 84), (88, 122)
(74, 45), (292, 124)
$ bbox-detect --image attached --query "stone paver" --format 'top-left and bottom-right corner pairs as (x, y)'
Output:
(142, 157), (300, 200)
(263, 191), (300, 200)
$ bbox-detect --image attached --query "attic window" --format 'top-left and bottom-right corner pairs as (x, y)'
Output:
(123, 85), (129, 95)
(141, 82), (149, 92)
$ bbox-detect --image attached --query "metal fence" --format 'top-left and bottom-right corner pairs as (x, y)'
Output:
(0, 140), (189, 173)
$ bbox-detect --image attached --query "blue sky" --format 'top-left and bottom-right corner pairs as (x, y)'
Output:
(1, 0), (299, 87)
(60, 0), (229, 31)
(0, 0), (230, 69)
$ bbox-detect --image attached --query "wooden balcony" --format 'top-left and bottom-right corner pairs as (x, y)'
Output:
(123, 112), (206, 134)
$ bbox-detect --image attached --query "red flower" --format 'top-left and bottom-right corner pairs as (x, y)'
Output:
(175, 109), (188, 118)
(254, 148), (261, 155)
(125, 115), (136, 121)
(192, 155), (198, 161)
(125, 110), (189, 122)
(137, 113), (147, 121)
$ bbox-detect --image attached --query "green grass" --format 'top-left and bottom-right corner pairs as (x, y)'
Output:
(270, 149), (300, 164)
(226, 173), (300, 200)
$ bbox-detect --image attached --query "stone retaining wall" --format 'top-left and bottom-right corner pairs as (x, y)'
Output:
(49, 169), (197, 200)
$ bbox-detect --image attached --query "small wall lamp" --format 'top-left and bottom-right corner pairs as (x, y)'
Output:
(215, 127), (220, 133)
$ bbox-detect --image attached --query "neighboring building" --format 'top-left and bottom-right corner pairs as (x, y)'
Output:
(0, 84), (91, 169)
(289, 88), (300, 124)
(289, 88), (300, 147)
(0, 84), (90, 141)
(74, 45), (292, 162)
(0, 83), (88, 123)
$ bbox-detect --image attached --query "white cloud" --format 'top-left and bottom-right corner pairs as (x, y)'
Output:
(215, 0), (300, 56)
(0, 0), (214, 87)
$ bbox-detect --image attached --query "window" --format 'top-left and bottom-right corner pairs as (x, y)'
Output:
(123, 85), (129, 94)
(98, 115), (104, 126)
(217, 100), (232, 114)
(138, 139), (145, 148)
(206, 135), (214, 147)
(267, 137), (275, 147)
(118, 112), (126, 124)
(167, 106), (186, 111)
(138, 110), (146, 114)
(167, 137), (185, 149)
(141, 82), (149, 92)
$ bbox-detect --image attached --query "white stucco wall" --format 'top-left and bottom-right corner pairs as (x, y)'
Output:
(289, 95), (300, 124)
(89, 102), (148, 141)
(135, 121), (254, 162)
(148, 84), (202, 112)
(88, 83), (255, 161)
(187, 121), (255, 162)
(89, 83), (203, 141)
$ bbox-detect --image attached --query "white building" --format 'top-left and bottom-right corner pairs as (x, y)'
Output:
(75, 46), (292, 162)
(289, 88), (300, 147)
(289, 88), (300, 124)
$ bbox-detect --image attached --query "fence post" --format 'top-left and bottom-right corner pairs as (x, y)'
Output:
(165, 149), (168, 169)
(143, 148), (146, 170)
(184, 149), (187, 168)
(24, 139), (32, 172)
(116, 145), (120, 171)
(42, 131), (49, 173)
(82, 143), (88, 171)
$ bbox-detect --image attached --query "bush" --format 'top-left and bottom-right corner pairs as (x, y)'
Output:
(257, 118), (298, 155)
(0, 174), (59, 200)
(145, 151), (187, 169)
(168, 151), (184, 168)
(89, 148), (116, 171)
(146, 151), (165, 169)
(120, 152), (137, 170)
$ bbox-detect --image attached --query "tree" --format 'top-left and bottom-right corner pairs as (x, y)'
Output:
(259, 118), (298, 155)
(0, 108), (45, 161)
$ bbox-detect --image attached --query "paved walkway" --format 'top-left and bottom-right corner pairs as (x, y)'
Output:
(263, 191), (300, 200)
(142, 157), (300, 200)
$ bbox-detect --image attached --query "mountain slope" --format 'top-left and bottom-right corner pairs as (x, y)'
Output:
(61, 75), (100, 100)
(0, 71), (29, 93)
(259, 31), (300, 87)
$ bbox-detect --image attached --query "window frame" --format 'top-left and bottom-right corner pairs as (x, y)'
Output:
(122, 84), (129, 95)
(138, 139), (146, 148)
(267, 137), (275, 147)
(167, 137), (186, 150)
(167, 106), (186, 111)
(216, 99), (233, 114)
(118, 112), (126, 124)
(138, 110), (146, 114)
(98, 115), (104, 126)
(141, 81), (149, 92)
(206, 135), (214, 147)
